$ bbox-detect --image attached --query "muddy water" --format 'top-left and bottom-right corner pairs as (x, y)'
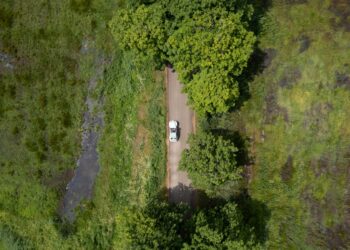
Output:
(59, 43), (105, 222)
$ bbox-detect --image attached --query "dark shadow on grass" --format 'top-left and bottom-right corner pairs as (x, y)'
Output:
(236, 190), (271, 243)
(227, 0), (272, 111)
(248, 0), (273, 35)
(230, 48), (268, 112)
(165, 186), (270, 245)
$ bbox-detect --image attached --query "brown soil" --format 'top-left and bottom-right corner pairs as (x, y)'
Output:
(298, 35), (311, 53)
(263, 48), (277, 68)
(335, 72), (350, 90)
(279, 67), (301, 88)
(303, 102), (333, 130)
(305, 149), (350, 248)
(311, 155), (331, 178)
(281, 155), (294, 182)
(329, 0), (350, 32)
(264, 89), (289, 124)
(282, 0), (307, 5)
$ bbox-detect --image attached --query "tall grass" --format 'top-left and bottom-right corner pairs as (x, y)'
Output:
(211, 0), (350, 248)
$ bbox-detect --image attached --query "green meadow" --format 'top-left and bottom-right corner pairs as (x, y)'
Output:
(1, 0), (349, 249)
(0, 0), (166, 248)
(209, 0), (350, 248)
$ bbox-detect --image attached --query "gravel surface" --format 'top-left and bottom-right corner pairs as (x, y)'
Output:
(167, 67), (196, 206)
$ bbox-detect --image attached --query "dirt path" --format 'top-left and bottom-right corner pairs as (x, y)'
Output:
(167, 67), (196, 206)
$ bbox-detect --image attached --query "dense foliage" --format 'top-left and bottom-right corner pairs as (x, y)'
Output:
(110, 0), (256, 114)
(180, 132), (242, 193)
(119, 200), (262, 250)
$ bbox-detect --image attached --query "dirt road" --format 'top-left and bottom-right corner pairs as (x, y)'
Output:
(167, 67), (196, 206)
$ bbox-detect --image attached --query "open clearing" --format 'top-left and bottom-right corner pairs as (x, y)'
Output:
(208, 0), (350, 248)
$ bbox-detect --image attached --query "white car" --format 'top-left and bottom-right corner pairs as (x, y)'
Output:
(169, 120), (179, 142)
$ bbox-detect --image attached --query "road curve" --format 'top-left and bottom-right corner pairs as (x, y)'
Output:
(167, 67), (196, 206)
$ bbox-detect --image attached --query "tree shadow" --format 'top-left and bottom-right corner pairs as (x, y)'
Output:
(236, 189), (271, 243)
(163, 185), (270, 245)
(168, 183), (197, 208)
(248, 0), (272, 35)
(231, 48), (268, 111)
(229, 0), (272, 111)
(196, 190), (270, 244)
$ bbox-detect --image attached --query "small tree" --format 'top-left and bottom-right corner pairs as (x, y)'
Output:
(180, 132), (242, 192)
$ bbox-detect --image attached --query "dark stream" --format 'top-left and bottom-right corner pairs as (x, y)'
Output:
(59, 42), (105, 222)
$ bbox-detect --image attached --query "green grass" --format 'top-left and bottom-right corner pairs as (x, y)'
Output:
(0, 1), (92, 248)
(95, 50), (166, 208)
(209, 0), (350, 248)
(0, 0), (167, 248)
(73, 51), (167, 249)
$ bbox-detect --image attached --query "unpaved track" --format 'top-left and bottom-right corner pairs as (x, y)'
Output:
(167, 67), (196, 206)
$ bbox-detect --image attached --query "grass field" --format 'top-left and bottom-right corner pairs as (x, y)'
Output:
(208, 0), (350, 248)
(0, 0), (166, 248)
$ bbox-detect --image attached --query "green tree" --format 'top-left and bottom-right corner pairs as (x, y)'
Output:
(184, 202), (261, 250)
(167, 7), (256, 114)
(110, 1), (256, 114)
(180, 132), (242, 192)
(109, 3), (169, 60)
(184, 69), (239, 114)
(123, 201), (188, 250)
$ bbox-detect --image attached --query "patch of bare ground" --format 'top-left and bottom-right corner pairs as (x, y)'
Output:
(329, 0), (350, 32)
(281, 155), (294, 182)
(303, 191), (350, 248)
(335, 72), (350, 90)
(264, 88), (289, 124)
(278, 0), (307, 5)
(279, 67), (301, 88)
(298, 35), (311, 53)
(305, 150), (350, 248)
(303, 102), (333, 130)
(263, 48), (277, 69)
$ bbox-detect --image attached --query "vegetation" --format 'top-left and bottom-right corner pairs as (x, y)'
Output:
(70, 50), (167, 249)
(0, 0), (96, 248)
(180, 132), (242, 194)
(1, 0), (349, 249)
(116, 198), (263, 250)
(205, 0), (350, 248)
(110, 0), (256, 114)
(0, 0), (166, 248)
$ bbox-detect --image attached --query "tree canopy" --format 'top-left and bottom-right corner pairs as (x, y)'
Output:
(119, 201), (187, 250)
(180, 132), (242, 192)
(120, 200), (262, 249)
(109, 0), (256, 114)
(184, 202), (261, 250)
